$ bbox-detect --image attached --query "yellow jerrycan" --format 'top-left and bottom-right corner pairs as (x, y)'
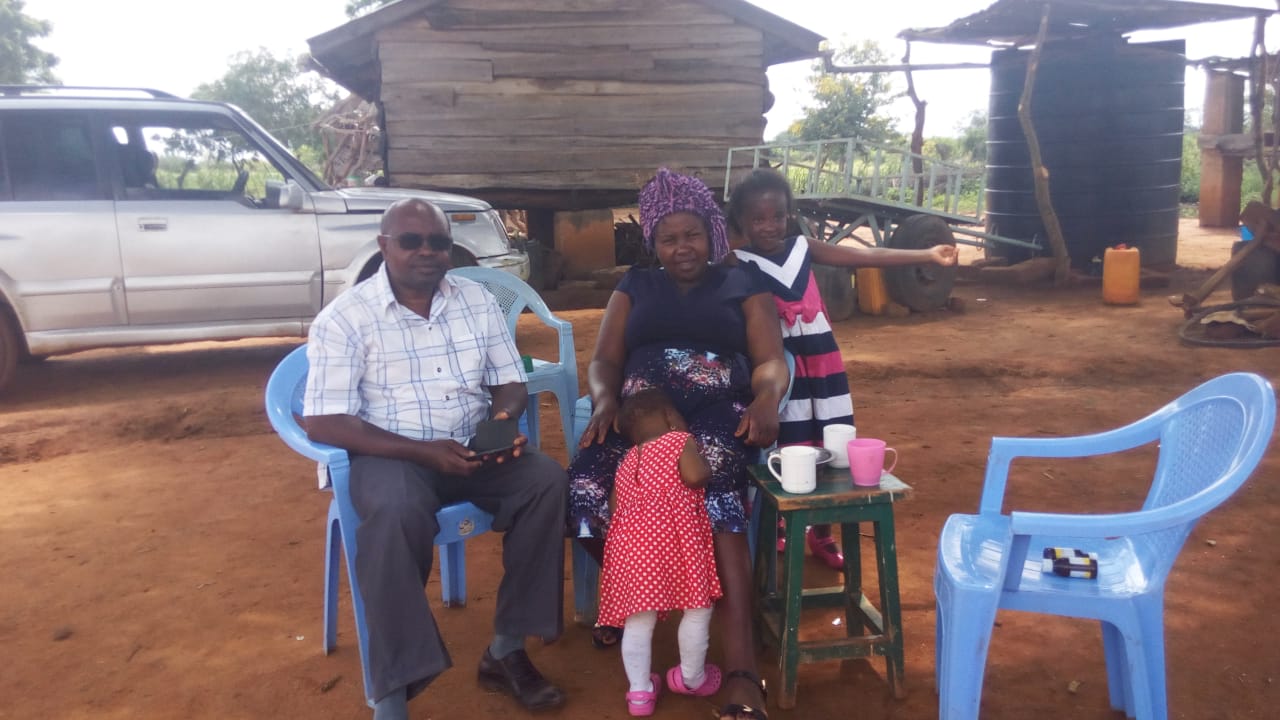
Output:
(1102, 245), (1141, 305)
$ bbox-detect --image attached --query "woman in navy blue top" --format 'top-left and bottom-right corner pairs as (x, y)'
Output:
(569, 169), (787, 720)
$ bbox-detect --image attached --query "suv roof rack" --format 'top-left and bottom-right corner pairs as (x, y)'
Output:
(0, 85), (180, 99)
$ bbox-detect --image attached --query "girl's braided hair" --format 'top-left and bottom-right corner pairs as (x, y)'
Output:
(637, 168), (729, 262)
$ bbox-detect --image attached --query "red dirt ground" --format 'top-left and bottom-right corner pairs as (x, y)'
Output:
(1, 220), (1277, 720)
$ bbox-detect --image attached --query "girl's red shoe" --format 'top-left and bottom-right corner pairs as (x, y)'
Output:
(806, 529), (845, 570)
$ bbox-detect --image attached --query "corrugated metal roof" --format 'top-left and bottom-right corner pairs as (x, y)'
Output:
(900, 0), (1270, 47)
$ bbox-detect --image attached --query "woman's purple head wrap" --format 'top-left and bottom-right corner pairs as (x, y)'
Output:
(638, 168), (729, 263)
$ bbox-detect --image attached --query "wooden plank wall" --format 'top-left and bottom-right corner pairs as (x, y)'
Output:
(377, 0), (769, 194)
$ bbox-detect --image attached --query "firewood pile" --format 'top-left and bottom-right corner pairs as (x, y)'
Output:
(316, 94), (381, 187)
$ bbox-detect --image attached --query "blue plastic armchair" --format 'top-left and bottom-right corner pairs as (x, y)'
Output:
(448, 266), (578, 450)
(934, 372), (1275, 720)
(568, 350), (796, 625)
(264, 344), (497, 706)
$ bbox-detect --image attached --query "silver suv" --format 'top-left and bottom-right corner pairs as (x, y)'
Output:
(0, 86), (528, 392)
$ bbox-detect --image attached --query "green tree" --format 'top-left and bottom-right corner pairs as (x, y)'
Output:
(192, 48), (337, 151)
(955, 110), (987, 165)
(0, 0), (59, 84)
(788, 40), (897, 144)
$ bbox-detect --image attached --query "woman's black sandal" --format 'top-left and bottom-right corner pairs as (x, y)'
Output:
(719, 669), (768, 719)
(591, 624), (622, 650)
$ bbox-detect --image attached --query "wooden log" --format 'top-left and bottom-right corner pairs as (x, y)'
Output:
(384, 114), (764, 139)
(382, 91), (763, 119)
(446, 0), (708, 15)
(977, 256), (1058, 285)
(387, 146), (728, 174)
(381, 77), (766, 100)
(420, 6), (734, 30)
(489, 52), (657, 76)
(377, 41), (759, 64)
(380, 58), (493, 84)
(389, 134), (756, 150)
(393, 168), (724, 192)
(375, 24), (764, 49)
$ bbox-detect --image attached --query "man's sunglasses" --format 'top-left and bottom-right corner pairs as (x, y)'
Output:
(383, 232), (453, 252)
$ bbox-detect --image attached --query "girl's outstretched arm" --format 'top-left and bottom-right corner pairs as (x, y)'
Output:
(806, 235), (958, 269)
(677, 435), (712, 489)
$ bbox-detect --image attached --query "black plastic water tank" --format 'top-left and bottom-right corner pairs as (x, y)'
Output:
(985, 38), (1185, 266)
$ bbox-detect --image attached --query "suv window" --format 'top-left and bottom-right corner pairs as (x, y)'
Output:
(110, 113), (287, 207)
(2, 112), (104, 201)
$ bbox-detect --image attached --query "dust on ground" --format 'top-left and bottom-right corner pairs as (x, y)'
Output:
(2, 219), (1277, 720)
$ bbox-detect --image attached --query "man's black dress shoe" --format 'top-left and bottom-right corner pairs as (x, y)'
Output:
(477, 648), (567, 711)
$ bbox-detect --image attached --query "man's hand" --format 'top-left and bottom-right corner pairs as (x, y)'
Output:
(417, 439), (484, 476)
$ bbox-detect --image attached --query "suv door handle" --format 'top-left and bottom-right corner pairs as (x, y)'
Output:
(138, 218), (168, 231)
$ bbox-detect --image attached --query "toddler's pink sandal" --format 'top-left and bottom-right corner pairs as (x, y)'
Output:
(625, 672), (660, 716)
(665, 663), (722, 696)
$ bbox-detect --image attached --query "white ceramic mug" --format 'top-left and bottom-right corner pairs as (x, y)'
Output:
(822, 423), (857, 468)
(767, 445), (818, 494)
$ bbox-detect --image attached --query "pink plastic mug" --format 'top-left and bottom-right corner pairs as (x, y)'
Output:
(847, 438), (897, 487)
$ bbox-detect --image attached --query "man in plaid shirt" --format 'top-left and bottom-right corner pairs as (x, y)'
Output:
(305, 198), (568, 719)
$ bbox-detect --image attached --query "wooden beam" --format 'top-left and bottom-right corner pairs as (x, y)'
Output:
(382, 90), (764, 119)
(384, 114), (764, 138)
(387, 146), (728, 174)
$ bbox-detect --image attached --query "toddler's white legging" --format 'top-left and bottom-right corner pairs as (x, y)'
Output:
(621, 607), (714, 692)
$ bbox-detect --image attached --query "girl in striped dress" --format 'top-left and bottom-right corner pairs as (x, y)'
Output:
(728, 168), (957, 569)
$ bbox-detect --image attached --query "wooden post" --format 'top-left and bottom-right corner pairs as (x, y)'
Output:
(1199, 70), (1245, 227)
(1017, 5), (1071, 286)
(903, 42), (927, 206)
(1250, 16), (1273, 206)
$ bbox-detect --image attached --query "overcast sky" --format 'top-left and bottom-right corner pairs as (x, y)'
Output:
(23, 0), (1279, 138)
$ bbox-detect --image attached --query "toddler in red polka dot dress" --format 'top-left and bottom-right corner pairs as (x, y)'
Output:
(599, 388), (724, 716)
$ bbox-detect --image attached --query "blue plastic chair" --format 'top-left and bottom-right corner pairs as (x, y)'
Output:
(934, 372), (1276, 720)
(264, 345), (501, 706)
(448, 266), (578, 450)
(568, 350), (796, 625)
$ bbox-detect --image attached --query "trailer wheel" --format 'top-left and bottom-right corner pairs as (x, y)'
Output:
(884, 214), (958, 312)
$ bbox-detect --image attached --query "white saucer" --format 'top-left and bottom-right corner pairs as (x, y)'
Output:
(814, 448), (834, 465)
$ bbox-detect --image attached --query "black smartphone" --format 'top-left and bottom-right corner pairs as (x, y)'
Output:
(470, 417), (518, 458)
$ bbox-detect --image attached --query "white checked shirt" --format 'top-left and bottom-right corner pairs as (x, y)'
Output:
(304, 265), (527, 451)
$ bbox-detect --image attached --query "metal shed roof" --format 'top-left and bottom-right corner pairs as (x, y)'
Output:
(900, 0), (1271, 47)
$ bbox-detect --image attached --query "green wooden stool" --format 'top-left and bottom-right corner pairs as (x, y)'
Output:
(750, 464), (912, 709)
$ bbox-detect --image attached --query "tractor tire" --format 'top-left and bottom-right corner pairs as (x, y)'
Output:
(884, 214), (958, 312)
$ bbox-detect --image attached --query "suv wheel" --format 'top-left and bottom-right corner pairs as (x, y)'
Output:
(0, 308), (20, 394)
(451, 247), (478, 267)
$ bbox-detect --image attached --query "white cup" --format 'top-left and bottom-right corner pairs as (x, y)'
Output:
(822, 423), (857, 468)
(767, 445), (818, 494)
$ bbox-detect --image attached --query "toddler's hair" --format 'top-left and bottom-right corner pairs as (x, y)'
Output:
(617, 387), (676, 440)
(726, 167), (794, 235)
